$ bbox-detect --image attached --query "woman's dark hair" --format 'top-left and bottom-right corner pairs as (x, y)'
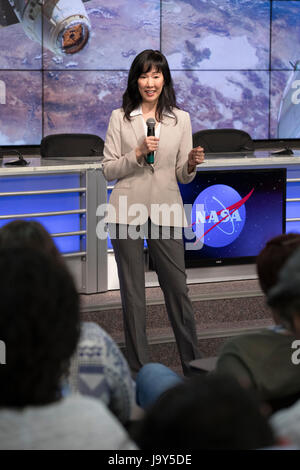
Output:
(122, 49), (177, 122)
(0, 220), (62, 263)
(0, 245), (80, 407)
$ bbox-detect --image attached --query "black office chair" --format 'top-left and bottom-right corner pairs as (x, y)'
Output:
(40, 133), (104, 158)
(192, 128), (254, 153)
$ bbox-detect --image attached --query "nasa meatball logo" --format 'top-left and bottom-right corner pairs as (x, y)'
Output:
(191, 184), (254, 248)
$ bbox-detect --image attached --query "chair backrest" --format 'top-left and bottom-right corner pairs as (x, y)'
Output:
(192, 128), (254, 153)
(40, 133), (104, 158)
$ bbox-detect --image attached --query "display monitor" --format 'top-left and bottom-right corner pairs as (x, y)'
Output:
(179, 168), (286, 268)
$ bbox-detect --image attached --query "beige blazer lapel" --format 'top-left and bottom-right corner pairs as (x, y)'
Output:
(154, 114), (176, 166)
(130, 114), (145, 147)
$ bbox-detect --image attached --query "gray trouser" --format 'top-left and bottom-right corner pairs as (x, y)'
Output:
(110, 221), (199, 375)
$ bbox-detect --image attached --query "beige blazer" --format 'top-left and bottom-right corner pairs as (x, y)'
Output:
(102, 107), (196, 226)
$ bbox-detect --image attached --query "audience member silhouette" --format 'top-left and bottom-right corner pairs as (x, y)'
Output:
(0, 245), (136, 449)
(130, 373), (275, 450)
(214, 233), (300, 409)
(136, 233), (300, 411)
(0, 220), (135, 425)
(267, 247), (300, 446)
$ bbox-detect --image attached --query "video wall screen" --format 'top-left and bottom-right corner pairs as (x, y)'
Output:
(0, 0), (299, 146)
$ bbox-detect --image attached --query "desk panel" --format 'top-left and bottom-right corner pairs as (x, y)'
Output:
(0, 157), (107, 293)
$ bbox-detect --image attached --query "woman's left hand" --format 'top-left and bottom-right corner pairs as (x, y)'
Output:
(188, 146), (205, 173)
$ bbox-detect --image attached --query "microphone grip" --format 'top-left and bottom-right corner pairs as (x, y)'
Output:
(147, 126), (155, 164)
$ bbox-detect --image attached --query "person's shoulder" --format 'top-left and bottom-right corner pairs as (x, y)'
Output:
(80, 320), (113, 341)
(0, 396), (137, 450)
(220, 329), (293, 355)
(79, 321), (127, 360)
(220, 332), (266, 354)
(111, 108), (124, 118)
(56, 393), (111, 413)
(59, 395), (137, 449)
(111, 107), (123, 114)
(108, 108), (123, 123)
(78, 321), (131, 375)
(170, 108), (191, 129)
(56, 395), (130, 434)
(172, 107), (190, 120)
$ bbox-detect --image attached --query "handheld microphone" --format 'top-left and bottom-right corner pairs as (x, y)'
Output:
(146, 118), (156, 164)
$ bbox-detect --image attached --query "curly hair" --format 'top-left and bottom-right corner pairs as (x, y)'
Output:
(122, 49), (177, 123)
(0, 246), (80, 407)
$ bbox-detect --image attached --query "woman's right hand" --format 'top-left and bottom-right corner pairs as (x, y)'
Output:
(136, 136), (160, 161)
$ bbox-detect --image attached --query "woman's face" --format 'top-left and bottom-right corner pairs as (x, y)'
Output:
(137, 66), (164, 105)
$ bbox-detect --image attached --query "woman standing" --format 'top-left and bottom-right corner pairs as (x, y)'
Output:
(102, 49), (205, 376)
